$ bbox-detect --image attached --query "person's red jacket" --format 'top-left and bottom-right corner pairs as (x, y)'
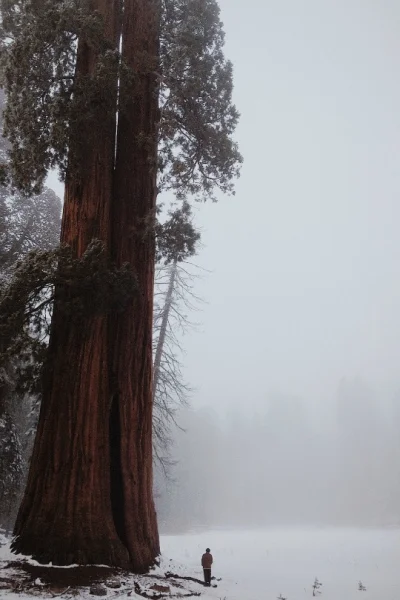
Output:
(201, 552), (213, 569)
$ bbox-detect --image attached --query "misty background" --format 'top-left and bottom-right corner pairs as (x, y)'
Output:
(49, 1), (400, 532)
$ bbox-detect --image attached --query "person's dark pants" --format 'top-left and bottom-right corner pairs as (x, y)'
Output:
(203, 568), (211, 586)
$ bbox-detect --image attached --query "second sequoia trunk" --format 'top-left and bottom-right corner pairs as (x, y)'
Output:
(110, 0), (161, 572)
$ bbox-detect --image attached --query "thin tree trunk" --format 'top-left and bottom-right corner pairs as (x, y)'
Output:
(153, 260), (177, 401)
(0, 362), (14, 531)
(0, 216), (33, 269)
(110, 0), (161, 572)
(12, 0), (130, 567)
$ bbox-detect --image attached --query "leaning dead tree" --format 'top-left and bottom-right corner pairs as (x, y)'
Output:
(153, 258), (204, 469)
(152, 201), (202, 469)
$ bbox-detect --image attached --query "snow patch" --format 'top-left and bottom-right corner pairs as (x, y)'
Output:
(0, 528), (398, 599)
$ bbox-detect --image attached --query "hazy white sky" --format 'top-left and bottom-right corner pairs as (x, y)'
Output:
(48, 0), (400, 415)
(182, 0), (400, 413)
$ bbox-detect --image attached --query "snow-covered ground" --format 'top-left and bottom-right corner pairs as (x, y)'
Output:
(1, 528), (399, 599)
(161, 527), (400, 600)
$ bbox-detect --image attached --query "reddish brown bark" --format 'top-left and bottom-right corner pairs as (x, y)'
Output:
(12, 0), (161, 571)
(110, 0), (161, 572)
(12, 1), (130, 567)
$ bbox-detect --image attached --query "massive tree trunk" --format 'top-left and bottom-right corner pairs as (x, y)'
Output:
(11, 0), (161, 571)
(110, 0), (161, 573)
(12, 1), (130, 567)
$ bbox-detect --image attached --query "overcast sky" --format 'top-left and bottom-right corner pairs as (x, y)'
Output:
(183, 0), (400, 414)
(49, 0), (400, 416)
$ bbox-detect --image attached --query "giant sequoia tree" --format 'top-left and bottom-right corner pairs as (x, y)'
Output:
(1, 0), (241, 571)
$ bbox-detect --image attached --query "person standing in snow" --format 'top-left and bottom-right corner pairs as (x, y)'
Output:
(201, 548), (213, 586)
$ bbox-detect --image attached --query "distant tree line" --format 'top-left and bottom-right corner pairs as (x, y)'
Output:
(156, 381), (400, 532)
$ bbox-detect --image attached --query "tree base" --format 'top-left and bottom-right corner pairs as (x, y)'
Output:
(11, 534), (132, 569)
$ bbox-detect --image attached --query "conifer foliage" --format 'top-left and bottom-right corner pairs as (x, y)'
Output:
(0, 87), (62, 531)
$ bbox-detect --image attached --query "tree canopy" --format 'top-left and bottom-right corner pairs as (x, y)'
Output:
(0, 0), (242, 199)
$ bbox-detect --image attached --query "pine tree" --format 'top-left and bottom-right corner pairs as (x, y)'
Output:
(0, 87), (61, 531)
(0, 88), (61, 271)
(0, 0), (241, 570)
(0, 410), (23, 532)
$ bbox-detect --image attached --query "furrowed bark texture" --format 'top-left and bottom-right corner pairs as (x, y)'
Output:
(12, 0), (130, 567)
(110, 0), (161, 572)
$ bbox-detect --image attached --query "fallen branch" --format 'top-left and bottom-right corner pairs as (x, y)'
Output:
(50, 586), (71, 597)
(164, 572), (219, 587)
(132, 580), (201, 599)
(134, 581), (162, 599)
(165, 572), (204, 586)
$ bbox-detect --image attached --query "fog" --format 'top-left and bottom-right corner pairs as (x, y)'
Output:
(48, 1), (400, 531)
(153, 1), (400, 532)
(178, 0), (400, 417)
(156, 381), (400, 531)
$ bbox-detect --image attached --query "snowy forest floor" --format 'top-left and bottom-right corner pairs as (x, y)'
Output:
(0, 535), (208, 600)
(1, 528), (399, 599)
